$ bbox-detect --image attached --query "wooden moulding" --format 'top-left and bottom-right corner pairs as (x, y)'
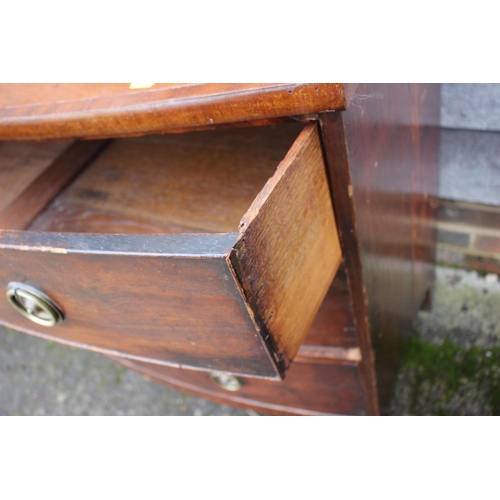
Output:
(0, 124), (342, 379)
(0, 83), (349, 141)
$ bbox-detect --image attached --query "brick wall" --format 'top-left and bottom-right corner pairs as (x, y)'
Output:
(436, 85), (500, 275)
(436, 198), (500, 274)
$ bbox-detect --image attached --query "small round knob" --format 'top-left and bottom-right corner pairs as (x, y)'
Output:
(209, 371), (243, 391)
(6, 282), (64, 327)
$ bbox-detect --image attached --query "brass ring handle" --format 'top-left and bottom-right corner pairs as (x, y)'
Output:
(209, 371), (243, 391)
(6, 282), (64, 327)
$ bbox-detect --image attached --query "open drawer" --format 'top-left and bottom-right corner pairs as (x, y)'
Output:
(0, 123), (342, 380)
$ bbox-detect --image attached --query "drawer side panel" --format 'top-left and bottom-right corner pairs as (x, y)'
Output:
(230, 124), (342, 373)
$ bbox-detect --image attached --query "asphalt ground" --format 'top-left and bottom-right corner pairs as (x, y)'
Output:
(0, 328), (250, 416)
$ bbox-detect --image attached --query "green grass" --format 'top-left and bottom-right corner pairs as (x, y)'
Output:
(401, 335), (500, 415)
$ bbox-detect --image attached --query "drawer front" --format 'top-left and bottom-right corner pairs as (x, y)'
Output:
(0, 233), (279, 378)
(0, 125), (341, 379)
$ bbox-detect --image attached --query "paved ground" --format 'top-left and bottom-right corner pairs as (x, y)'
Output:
(0, 330), (250, 416)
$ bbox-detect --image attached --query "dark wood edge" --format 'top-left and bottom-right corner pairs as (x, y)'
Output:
(225, 254), (284, 379)
(318, 111), (380, 416)
(0, 231), (238, 257)
(226, 245), (284, 378)
(227, 249), (286, 377)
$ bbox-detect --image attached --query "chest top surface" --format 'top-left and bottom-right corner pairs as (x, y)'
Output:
(0, 83), (349, 141)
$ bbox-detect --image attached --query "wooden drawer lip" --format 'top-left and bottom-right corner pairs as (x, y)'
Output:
(0, 124), (342, 380)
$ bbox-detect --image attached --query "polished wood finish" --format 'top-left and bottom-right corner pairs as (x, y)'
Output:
(30, 124), (303, 234)
(113, 356), (366, 416)
(230, 125), (342, 370)
(320, 83), (441, 414)
(319, 112), (378, 415)
(0, 84), (347, 141)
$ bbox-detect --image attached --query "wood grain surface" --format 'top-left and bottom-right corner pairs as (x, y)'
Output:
(230, 124), (342, 373)
(0, 83), (348, 141)
(300, 265), (357, 349)
(112, 356), (366, 416)
(0, 141), (72, 213)
(0, 141), (109, 230)
(30, 124), (303, 234)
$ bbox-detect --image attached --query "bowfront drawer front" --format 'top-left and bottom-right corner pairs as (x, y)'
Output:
(0, 124), (342, 379)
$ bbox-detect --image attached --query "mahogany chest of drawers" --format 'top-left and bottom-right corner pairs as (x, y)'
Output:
(0, 83), (440, 415)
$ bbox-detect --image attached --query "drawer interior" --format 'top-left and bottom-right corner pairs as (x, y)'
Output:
(0, 141), (71, 212)
(0, 123), (305, 234)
